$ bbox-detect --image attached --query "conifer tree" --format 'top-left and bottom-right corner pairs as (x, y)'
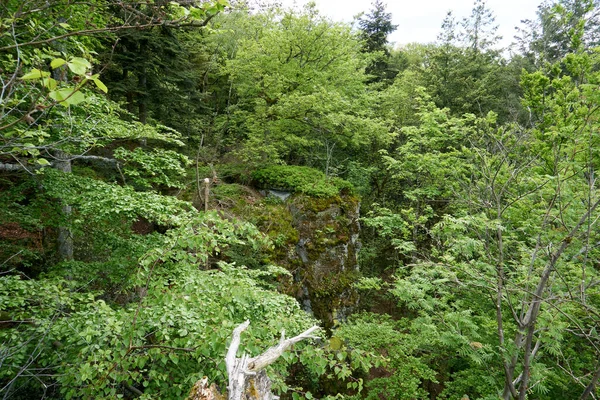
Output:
(461, 0), (501, 53)
(516, 0), (600, 65)
(358, 0), (398, 83)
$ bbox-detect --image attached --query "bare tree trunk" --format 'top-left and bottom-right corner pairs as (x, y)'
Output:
(204, 178), (210, 212)
(581, 363), (600, 400)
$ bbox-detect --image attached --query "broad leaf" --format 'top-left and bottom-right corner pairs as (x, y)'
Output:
(67, 57), (91, 75)
(50, 58), (67, 69)
(21, 69), (50, 80)
(93, 78), (108, 93)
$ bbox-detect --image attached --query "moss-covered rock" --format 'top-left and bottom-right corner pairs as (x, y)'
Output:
(221, 189), (361, 331)
(180, 164), (362, 331)
(285, 193), (361, 330)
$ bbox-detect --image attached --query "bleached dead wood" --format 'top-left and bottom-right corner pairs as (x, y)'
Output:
(218, 320), (320, 400)
(187, 376), (222, 400)
(245, 324), (320, 372)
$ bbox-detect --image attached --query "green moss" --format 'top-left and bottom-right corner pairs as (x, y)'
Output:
(71, 165), (100, 179)
(294, 193), (360, 214)
(252, 165), (354, 198)
(296, 195), (340, 213)
(218, 163), (253, 184)
(212, 183), (247, 201)
(309, 270), (360, 298)
(177, 165), (361, 331)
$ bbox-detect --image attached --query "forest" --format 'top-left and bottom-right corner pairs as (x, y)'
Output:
(1, 0), (600, 398)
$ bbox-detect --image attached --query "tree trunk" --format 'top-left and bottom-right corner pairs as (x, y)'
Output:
(54, 151), (73, 261)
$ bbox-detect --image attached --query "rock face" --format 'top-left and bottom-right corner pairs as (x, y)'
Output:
(285, 194), (361, 330)
(210, 181), (362, 331)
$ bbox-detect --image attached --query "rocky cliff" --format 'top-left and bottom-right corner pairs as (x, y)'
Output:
(270, 192), (361, 330)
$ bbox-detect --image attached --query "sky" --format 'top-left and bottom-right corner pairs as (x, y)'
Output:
(278, 0), (543, 49)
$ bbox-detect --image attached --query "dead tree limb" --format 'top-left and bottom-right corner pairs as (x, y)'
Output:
(246, 325), (321, 372)
(189, 320), (320, 400)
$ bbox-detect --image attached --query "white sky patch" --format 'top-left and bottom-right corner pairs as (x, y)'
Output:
(278, 0), (543, 49)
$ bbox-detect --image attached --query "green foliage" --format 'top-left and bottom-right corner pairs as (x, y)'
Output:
(41, 169), (195, 227)
(4, 0), (600, 399)
(0, 210), (317, 398)
(359, 43), (600, 399)
(358, 0), (398, 83)
(223, 4), (391, 166)
(413, 5), (524, 122)
(359, 1), (397, 55)
(282, 341), (380, 398)
(0, 265), (317, 399)
(114, 147), (192, 189)
(336, 313), (436, 400)
(516, 0), (600, 65)
(252, 165), (353, 198)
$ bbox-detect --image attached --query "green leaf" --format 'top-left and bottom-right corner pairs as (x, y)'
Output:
(49, 88), (72, 103)
(21, 69), (50, 80)
(43, 78), (58, 90)
(36, 158), (50, 166)
(69, 91), (86, 105)
(49, 88), (85, 106)
(51, 58), (67, 69)
(329, 336), (342, 350)
(67, 57), (91, 75)
(93, 78), (108, 93)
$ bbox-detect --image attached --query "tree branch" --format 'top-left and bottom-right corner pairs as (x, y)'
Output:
(225, 320), (250, 380)
(0, 15), (218, 52)
(247, 326), (320, 371)
(0, 162), (29, 172)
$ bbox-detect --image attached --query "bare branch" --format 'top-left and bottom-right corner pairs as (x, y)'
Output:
(0, 162), (29, 172)
(247, 326), (320, 371)
(225, 320), (250, 380)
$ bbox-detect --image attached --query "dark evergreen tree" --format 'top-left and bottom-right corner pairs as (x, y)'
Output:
(461, 0), (501, 53)
(427, 12), (464, 112)
(358, 0), (398, 83)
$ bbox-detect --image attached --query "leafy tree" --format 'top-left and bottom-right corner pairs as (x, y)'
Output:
(4, 1), (600, 399)
(224, 4), (390, 170)
(0, 0), (223, 141)
(360, 40), (600, 399)
(0, 1), (224, 261)
(0, 210), (317, 398)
